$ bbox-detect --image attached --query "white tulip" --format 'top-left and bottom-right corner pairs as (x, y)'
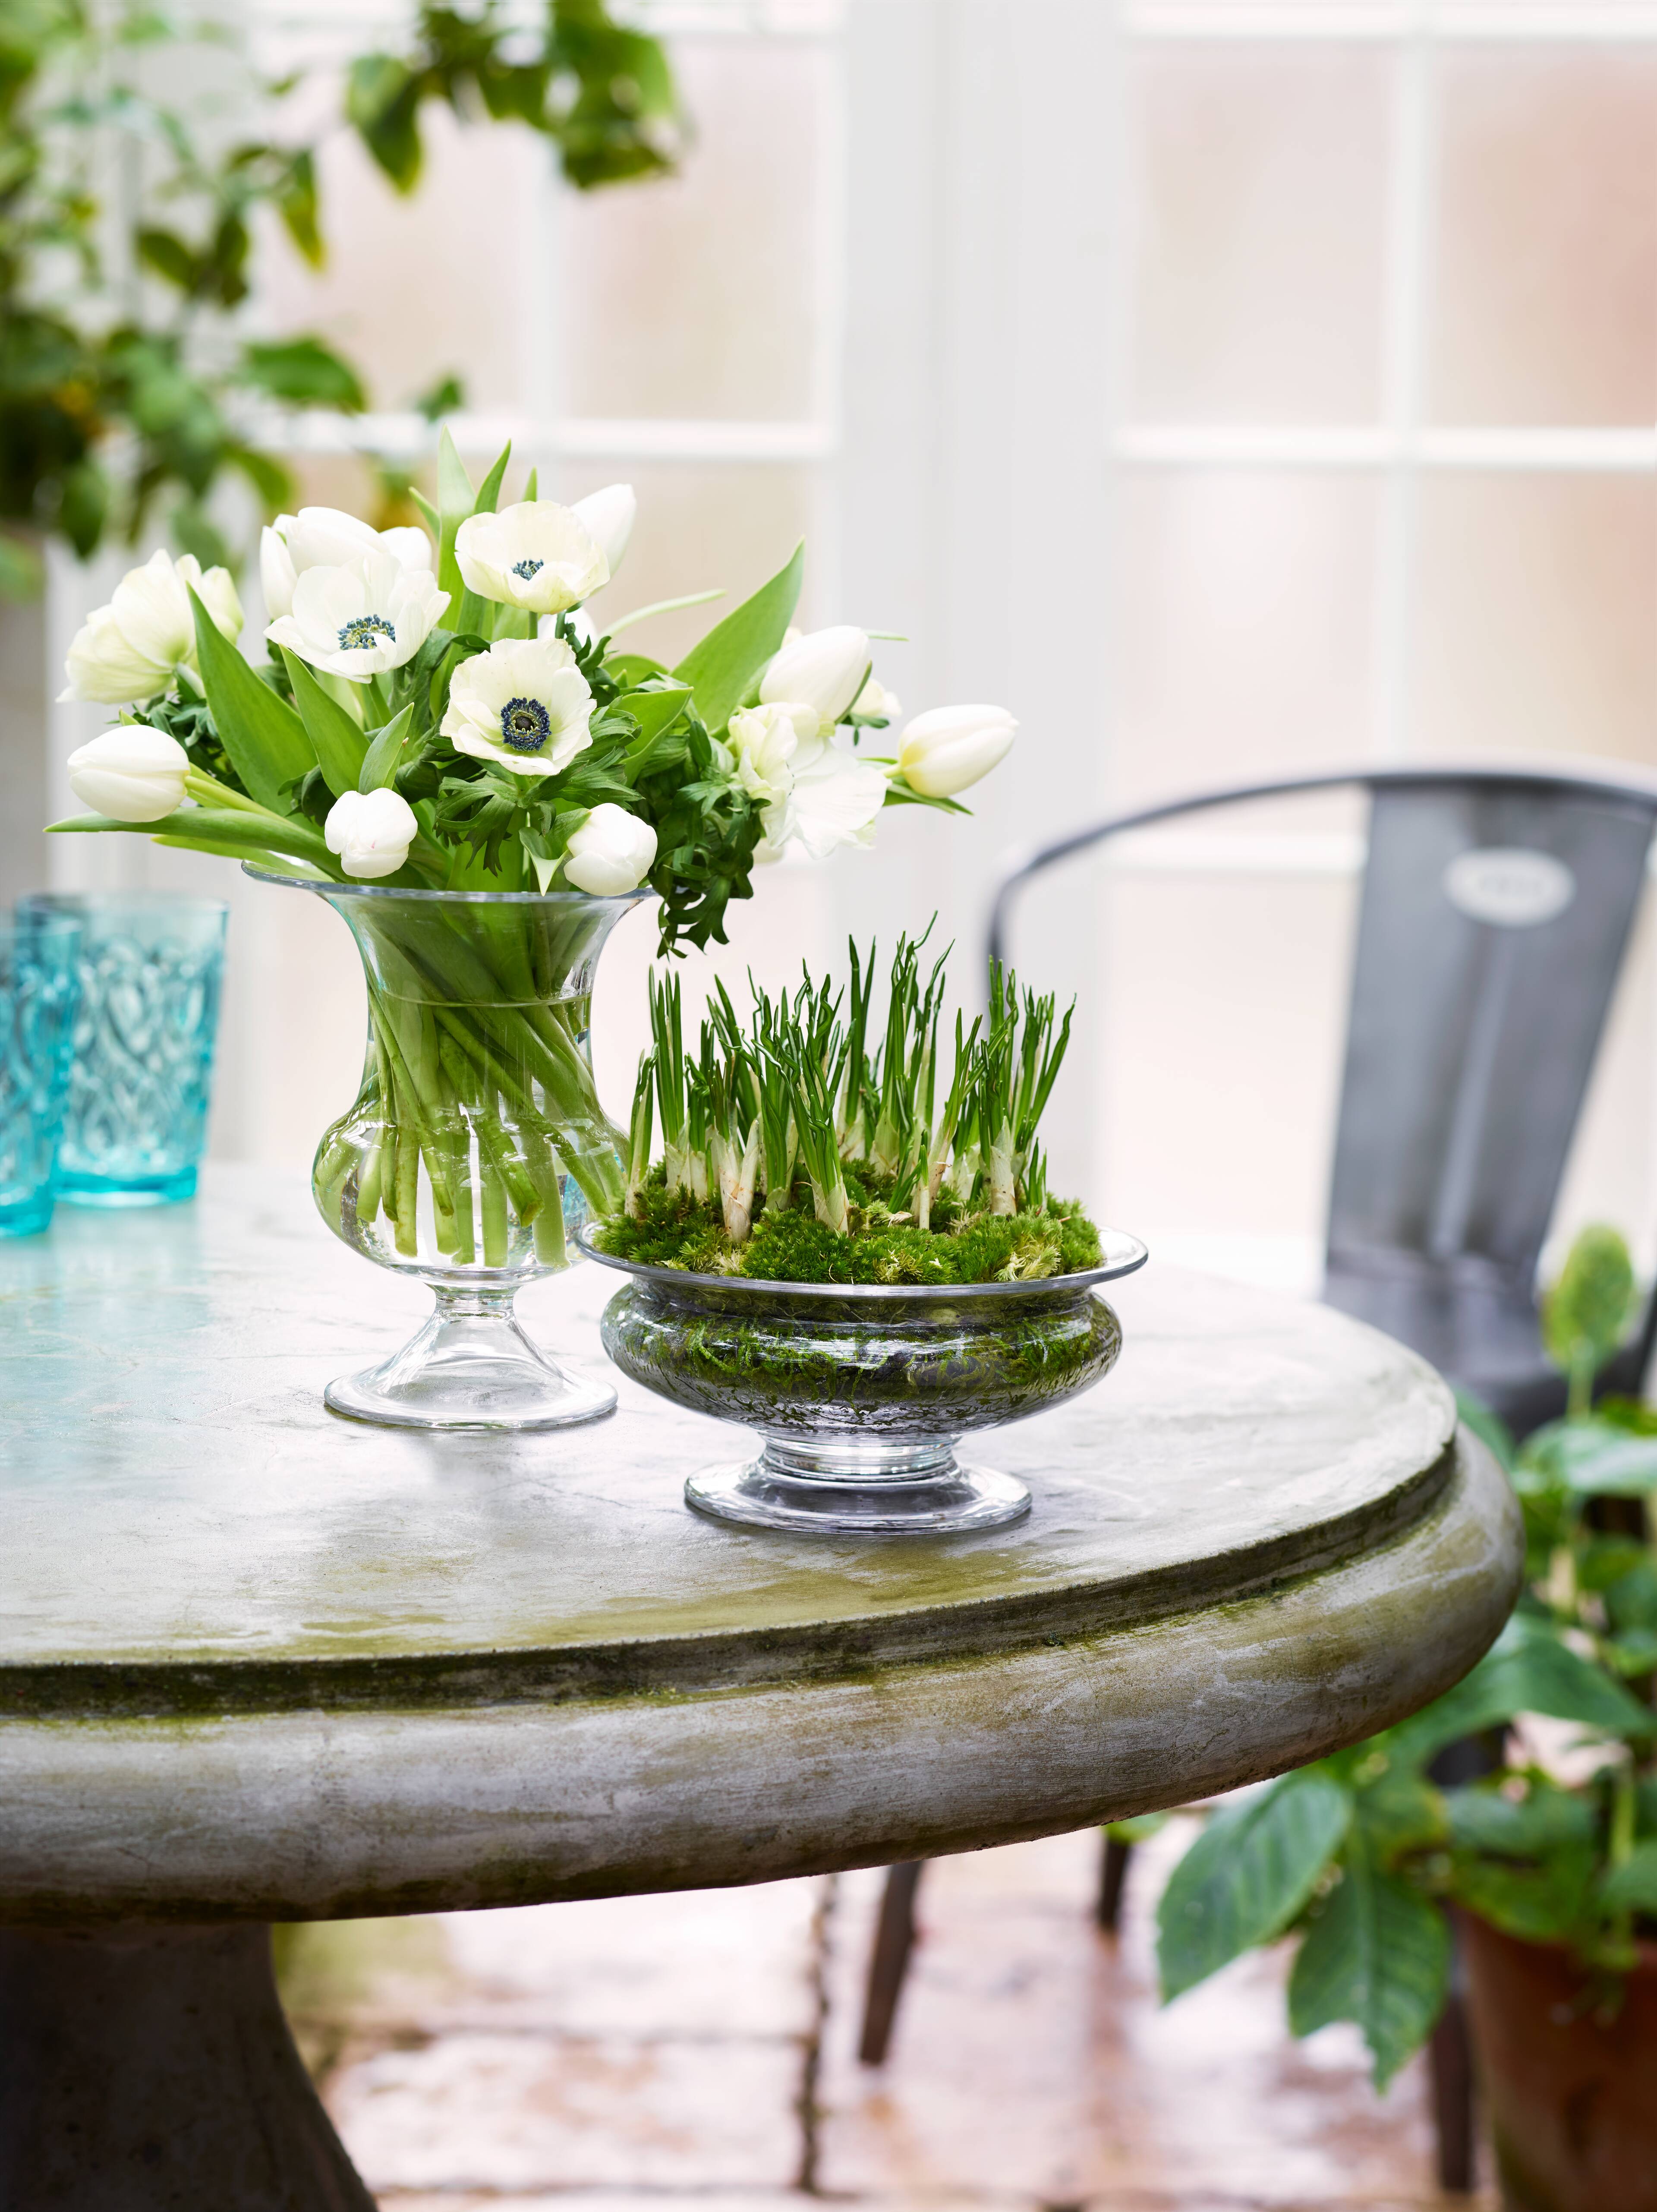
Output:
(59, 549), (243, 706)
(260, 507), (431, 622)
(763, 734), (887, 864)
(562, 804), (658, 896)
(898, 703), (1018, 798)
(441, 635), (595, 779)
(66, 725), (191, 823)
(266, 549), (448, 681)
(759, 625), (870, 735)
(850, 675), (902, 726)
(727, 701), (815, 808)
(570, 484), (636, 584)
(456, 501), (608, 616)
(324, 787), (419, 880)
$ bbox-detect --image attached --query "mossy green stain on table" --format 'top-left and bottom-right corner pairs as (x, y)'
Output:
(0, 1168), (1521, 1929)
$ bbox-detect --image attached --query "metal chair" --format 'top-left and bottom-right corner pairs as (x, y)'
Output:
(857, 761), (1657, 2190)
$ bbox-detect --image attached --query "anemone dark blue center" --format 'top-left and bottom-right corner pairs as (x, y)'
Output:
(337, 613), (396, 652)
(511, 558), (544, 581)
(500, 696), (552, 754)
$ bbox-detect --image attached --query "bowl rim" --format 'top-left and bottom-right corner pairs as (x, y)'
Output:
(575, 1222), (1149, 1301)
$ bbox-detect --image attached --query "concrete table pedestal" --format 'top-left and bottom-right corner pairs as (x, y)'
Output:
(0, 1172), (1524, 2207)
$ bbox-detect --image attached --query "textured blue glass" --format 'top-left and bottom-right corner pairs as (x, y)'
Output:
(0, 916), (82, 1236)
(18, 894), (227, 1209)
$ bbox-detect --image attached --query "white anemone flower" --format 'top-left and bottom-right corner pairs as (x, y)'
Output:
(59, 549), (243, 705)
(261, 507), (431, 622)
(455, 501), (609, 616)
(266, 549), (448, 681)
(440, 636), (595, 779)
(761, 733), (887, 864)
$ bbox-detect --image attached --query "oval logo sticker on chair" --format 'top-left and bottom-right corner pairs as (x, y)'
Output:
(1442, 847), (1576, 929)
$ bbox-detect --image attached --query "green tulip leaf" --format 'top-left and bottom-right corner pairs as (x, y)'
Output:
(672, 540), (803, 738)
(281, 650), (368, 799)
(436, 426), (475, 605)
(189, 592), (315, 813)
(1288, 1840), (1450, 2089)
(1157, 1769), (1352, 2001)
(359, 702), (419, 792)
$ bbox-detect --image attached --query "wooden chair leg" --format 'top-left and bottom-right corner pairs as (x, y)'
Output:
(1428, 1984), (1477, 2194)
(858, 1860), (926, 2066)
(1097, 1833), (1133, 1931)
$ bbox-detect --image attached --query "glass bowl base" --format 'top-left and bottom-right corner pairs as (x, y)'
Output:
(325, 1291), (615, 1432)
(685, 1454), (1031, 1537)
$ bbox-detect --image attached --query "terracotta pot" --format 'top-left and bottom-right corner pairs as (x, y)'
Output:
(1459, 1909), (1657, 2212)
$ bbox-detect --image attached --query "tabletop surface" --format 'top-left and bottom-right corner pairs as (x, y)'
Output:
(0, 1170), (1458, 1716)
(0, 1177), (1451, 1707)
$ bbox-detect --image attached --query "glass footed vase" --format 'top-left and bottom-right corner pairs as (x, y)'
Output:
(250, 869), (643, 1430)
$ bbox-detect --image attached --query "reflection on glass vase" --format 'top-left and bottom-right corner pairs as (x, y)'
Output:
(250, 868), (643, 1431)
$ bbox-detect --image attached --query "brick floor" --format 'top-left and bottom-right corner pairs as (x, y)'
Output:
(280, 1822), (1496, 2212)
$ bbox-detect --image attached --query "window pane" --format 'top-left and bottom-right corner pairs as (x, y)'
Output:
(1413, 476), (1657, 765)
(1430, 49), (1657, 427)
(553, 459), (822, 665)
(559, 37), (830, 421)
(1093, 872), (1356, 1247)
(1114, 472), (1379, 803)
(1124, 48), (1389, 423)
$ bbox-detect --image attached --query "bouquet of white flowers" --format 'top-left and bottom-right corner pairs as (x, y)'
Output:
(53, 431), (1015, 941)
(47, 435), (1018, 1429)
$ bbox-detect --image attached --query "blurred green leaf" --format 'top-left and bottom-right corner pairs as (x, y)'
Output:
(1446, 1775), (1595, 1857)
(1600, 1840), (1657, 1915)
(239, 338), (366, 413)
(1157, 1770), (1352, 2002)
(1287, 1839), (1450, 2090)
(274, 148), (323, 267)
(1389, 1616), (1657, 1767)
(347, 53), (424, 190)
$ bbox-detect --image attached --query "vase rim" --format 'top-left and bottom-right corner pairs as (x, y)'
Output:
(242, 861), (652, 909)
(576, 1222), (1149, 1300)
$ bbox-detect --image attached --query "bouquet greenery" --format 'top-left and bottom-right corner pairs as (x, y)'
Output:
(48, 439), (1018, 1273)
(592, 934), (1103, 1286)
(1150, 1227), (1657, 2090)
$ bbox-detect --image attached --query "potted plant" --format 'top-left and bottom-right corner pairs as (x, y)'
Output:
(45, 443), (1019, 1429)
(1152, 1227), (1657, 2212)
(582, 935), (1147, 1533)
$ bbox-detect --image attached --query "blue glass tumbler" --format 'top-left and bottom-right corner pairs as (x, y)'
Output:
(0, 915), (82, 1236)
(18, 893), (228, 1208)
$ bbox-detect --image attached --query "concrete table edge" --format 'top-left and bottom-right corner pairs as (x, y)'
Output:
(0, 1428), (1520, 1926)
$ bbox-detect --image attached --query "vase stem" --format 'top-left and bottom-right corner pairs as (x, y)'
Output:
(324, 1280), (616, 1433)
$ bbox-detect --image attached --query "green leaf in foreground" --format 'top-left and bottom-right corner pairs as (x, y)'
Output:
(282, 650), (368, 798)
(1157, 1770), (1352, 2001)
(359, 703), (418, 792)
(671, 540), (803, 738)
(1288, 1839), (1450, 2090)
(190, 593), (315, 813)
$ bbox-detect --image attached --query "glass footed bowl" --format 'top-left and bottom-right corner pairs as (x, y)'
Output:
(577, 1227), (1150, 1536)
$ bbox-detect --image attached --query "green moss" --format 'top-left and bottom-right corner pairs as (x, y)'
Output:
(594, 1169), (1104, 1285)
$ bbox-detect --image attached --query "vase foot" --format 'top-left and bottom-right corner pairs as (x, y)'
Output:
(327, 1291), (615, 1432)
(685, 1447), (1031, 1537)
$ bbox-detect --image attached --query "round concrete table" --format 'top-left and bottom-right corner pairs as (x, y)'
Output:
(0, 1170), (1522, 2209)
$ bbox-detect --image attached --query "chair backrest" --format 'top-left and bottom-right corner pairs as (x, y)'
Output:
(1327, 776), (1655, 1297)
(986, 764), (1657, 1398)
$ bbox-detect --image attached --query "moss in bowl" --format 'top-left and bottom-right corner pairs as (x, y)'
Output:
(584, 935), (1147, 1535)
